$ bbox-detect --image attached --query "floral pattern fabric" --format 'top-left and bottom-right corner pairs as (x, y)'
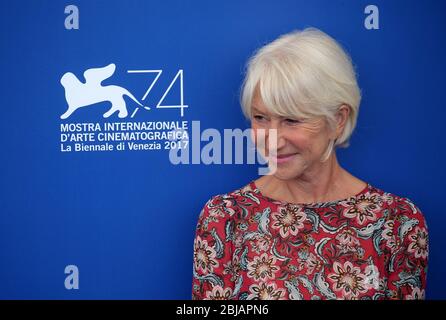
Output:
(192, 181), (428, 300)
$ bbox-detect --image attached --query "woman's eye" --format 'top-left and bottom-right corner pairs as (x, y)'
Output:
(284, 118), (300, 125)
(253, 115), (267, 122)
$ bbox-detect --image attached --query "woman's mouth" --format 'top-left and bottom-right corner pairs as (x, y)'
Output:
(271, 153), (298, 164)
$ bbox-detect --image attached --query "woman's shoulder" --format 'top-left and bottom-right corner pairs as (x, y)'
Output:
(198, 181), (259, 218)
(368, 184), (427, 226)
(368, 184), (421, 209)
(371, 185), (429, 266)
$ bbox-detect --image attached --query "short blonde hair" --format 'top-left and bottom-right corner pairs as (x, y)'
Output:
(240, 28), (361, 149)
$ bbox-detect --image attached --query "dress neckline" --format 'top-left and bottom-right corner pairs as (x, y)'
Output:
(248, 180), (371, 208)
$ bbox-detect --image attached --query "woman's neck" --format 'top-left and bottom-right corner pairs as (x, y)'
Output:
(257, 155), (365, 204)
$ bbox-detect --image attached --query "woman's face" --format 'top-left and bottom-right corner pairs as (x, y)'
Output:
(251, 93), (336, 180)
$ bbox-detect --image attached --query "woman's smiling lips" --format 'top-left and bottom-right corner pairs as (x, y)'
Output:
(271, 153), (298, 164)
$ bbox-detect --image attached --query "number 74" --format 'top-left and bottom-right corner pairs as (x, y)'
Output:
(127, 69), (188, 117)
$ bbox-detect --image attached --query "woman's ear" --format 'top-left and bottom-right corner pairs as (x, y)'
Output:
(334, 105), (350, 137)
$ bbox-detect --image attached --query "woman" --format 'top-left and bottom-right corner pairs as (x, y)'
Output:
(192, 28), (428, 300)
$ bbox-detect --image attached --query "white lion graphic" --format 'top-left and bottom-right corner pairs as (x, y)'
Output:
(60, 63), (147, 119)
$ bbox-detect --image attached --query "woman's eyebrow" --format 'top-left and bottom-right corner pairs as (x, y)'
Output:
(251, 107), (266, 113)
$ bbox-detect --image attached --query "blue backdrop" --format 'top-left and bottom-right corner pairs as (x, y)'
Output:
(0, 0), (445, 299)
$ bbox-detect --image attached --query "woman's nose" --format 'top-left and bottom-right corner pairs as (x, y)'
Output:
(265, 125), (286, 153)
(276, 132), (287, 150)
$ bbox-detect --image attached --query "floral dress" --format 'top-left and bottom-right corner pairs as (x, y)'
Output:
(192, 181), (428, 300)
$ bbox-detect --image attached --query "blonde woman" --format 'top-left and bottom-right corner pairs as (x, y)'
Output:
(192, 28), (428, 300)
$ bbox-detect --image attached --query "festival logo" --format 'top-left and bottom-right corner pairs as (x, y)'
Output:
(59, 63), (189, 153)
(60, 63), (150, 119)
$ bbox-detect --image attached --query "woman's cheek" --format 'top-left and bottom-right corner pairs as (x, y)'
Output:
(251, 127), (269, 157)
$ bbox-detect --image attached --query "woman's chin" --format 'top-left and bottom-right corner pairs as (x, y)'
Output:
(268, 163), (304, 180)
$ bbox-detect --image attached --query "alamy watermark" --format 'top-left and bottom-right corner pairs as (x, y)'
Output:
(64, 265), (79, 290)
(167, 121), (278, 175)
